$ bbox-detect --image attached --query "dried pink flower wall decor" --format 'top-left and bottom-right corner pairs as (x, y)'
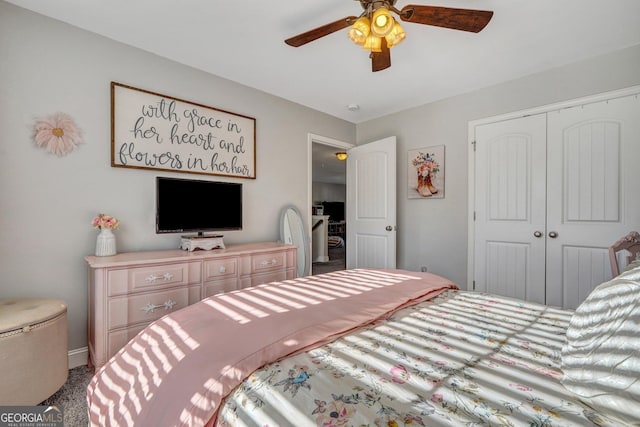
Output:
(33, 112), (83, 156)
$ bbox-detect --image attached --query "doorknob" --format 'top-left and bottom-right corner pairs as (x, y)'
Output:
(386, 226), (393, 231)
(533, 231), (543, 238)
(548, 231), (558, 238)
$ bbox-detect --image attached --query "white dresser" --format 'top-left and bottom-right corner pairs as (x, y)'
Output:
(85, 242), (297, 369)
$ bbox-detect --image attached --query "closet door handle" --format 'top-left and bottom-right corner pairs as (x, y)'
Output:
(533, 231), (543, 238)
(548, 231), (558, 238)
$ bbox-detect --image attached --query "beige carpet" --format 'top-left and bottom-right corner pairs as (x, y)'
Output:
(312, 247), (345, 275)
(40, 365), (92, 427)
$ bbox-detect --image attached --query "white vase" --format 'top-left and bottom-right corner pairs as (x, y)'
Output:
(95, 228), (116, 256)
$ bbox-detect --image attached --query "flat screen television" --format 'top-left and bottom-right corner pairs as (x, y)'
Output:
(156, 177), (242, 235)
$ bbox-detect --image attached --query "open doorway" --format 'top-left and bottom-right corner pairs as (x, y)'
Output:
(308, 135), (352, 275)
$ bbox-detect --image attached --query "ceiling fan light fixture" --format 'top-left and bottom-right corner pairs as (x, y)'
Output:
(371, 7), (394, 37)
(285, 2), (494, 72)
(385, 21), (406, 47)
(362, 33), (382, 52)
(348, 16), (370, 45)
(335, 152), (348, 161)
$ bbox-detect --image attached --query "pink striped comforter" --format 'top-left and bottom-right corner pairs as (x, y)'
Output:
(87, 269), (456, 426)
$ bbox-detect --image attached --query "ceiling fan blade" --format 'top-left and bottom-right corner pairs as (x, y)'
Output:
(371, 42), (391, 72)
(285, 16), (357, 47)
(399, 5), (493, 33)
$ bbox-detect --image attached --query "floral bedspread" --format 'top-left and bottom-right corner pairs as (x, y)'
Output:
(216, 290), (620, 427)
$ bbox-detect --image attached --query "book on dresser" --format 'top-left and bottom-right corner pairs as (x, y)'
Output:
(85, 242), (297, 369)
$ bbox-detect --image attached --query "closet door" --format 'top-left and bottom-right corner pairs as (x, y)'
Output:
(474, 114), (547, 303)
(546, 95), (640, 308)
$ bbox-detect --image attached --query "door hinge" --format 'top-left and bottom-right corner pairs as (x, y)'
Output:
(473, 280), (476, 290)
(473, 211), (476, 221)
(472, 140), (476, 152)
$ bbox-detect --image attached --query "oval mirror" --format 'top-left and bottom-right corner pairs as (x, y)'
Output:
(279, 205), (310, 277)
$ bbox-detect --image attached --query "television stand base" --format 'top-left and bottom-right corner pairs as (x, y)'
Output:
(180, 235), (225, 251)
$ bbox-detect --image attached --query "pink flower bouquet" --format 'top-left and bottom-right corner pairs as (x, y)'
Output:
(92, 214), (120, 230)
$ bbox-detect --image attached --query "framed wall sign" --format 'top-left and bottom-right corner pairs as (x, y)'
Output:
(111, 82), (256, 179)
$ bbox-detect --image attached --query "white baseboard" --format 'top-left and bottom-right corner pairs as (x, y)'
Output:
(68, 347), (88, 369)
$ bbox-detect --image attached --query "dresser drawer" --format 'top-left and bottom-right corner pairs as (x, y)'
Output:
(204, 257), (238, 281)
(107, 262), (201, 296)
(108, 324), (147, 357)
(108, 286), (199, 329)
(251, 252), (286, 273)
(248, 271), (287, 288)
(203, 278), (238, 298)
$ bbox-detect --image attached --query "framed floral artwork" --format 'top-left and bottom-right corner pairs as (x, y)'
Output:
(408, 145), (445, 199)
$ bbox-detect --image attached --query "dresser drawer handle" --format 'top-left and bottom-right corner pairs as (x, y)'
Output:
(260, 259), (278, 267)
(141, 299), (177, 314)
(145, 273), (174, 283)
(219, 266), (226, 273)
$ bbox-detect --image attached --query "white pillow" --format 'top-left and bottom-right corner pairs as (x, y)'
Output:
(623, 258), (640, 273)
(561, 265), (640, 425)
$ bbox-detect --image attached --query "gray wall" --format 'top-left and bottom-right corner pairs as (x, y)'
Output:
(0, 1), (354, 351)
(356, 44), (640, 287)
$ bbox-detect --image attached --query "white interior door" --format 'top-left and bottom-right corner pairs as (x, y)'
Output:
(474, 114), (547, 303)
(546, 95), (640, 308)
(346, 136), (396, 269)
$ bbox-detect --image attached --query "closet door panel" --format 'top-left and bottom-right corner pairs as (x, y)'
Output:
(546, 95), (640, 308)
(561, 246), (610, 310)
(563, 120), (620, 222)
(484, 241), (529, 300)
(474, 114), (547, 303)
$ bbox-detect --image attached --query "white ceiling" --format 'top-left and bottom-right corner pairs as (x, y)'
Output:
(6, 0), (640, 124)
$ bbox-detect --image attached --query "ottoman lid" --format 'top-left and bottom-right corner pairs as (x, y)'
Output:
(0, 298), (67, 334)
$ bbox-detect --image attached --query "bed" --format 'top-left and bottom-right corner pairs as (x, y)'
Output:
(87, 267), (640, 426)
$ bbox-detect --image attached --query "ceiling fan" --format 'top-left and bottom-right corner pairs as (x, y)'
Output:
(285, 0), (493, 72)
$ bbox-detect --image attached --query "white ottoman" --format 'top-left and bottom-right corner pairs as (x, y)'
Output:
(0, 298), (68, 405)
